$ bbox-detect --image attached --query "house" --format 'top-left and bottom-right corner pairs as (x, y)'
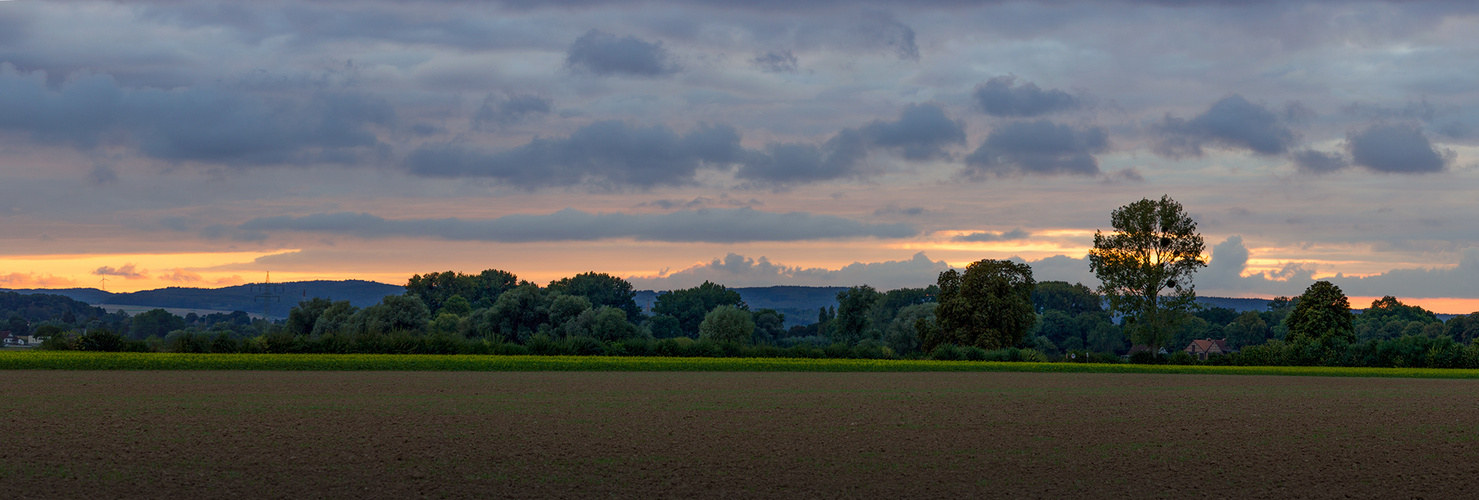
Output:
(1184, 338), (1233, 360)
(1, 333), (42, 347)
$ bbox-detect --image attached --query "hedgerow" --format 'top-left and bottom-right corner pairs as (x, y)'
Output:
(8, 351), (1479, 378)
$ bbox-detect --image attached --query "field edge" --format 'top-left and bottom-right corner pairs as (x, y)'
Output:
(3, 351), (1479, 378)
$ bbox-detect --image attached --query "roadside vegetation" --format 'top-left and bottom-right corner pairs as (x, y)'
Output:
(6, 195), (1479, 371)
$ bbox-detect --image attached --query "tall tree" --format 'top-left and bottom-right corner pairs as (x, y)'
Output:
(652, 281), (745, 336)
(931, 259), (1037, 351)
(129, 309), (186, 339)
(698, 305), (755, 344)
(833, 285), (881, 345)
(286, 297), (334, 336)
(405, 269), (519, 313)
(1088, 195), (1207, 353)
(547, 272), (643, 322)
(1284, 281), (1354, 345)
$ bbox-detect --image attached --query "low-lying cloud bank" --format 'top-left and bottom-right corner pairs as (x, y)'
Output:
(1199, 235), (1479, 301)
(628, 252), (1101, 291)
(238, 208), (917, 243)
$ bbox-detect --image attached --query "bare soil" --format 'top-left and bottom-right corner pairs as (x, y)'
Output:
(3, 371), (1478, 499)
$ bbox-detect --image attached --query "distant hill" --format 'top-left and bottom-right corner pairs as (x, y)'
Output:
(1194, 296), (1274, 312)
(2, 280), (404, 319)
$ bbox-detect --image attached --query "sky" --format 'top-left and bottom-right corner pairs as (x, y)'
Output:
(1, 0), (1478, 312)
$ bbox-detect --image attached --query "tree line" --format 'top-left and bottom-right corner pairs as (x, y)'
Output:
(26, 195), (1479, 367)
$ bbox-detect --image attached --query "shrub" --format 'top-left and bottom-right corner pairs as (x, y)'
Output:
(821, 342), (852, 359)
(688, 340), (724, 358)
(748, 344), (785, 358)
(1129, 351), (1165, 365)
(526, 334), (562, 356)
(961, 346), (987, 361)
(981, 347), (1020, 362)
(852, 340), (891, 360)
(164, 331), (210, 353)
(76, 329), (129, 352)
(787, 345), (824, 359)
(618, 338), (654, 357)
(929, 344), (962, 361)
(261, 330), (300, 354)
(1168, 351), (1197, 365)
(567, 336), (605, 356)
(496, 342), (530, 356)
(1018, 348), (1047, 363)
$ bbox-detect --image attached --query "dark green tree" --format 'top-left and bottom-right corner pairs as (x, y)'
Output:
(833, 285), (881, 345)
(931, 259), (1037, 351)
(1360, 296), (1439, 325)
(1284, 281), (1354, 345)
(885, 303), (934, 355)
(1032, 281), (1103, 315)
(1224, 311), (1271, 349)
(485, 284), (550, 342)
(645, 314), (683, 339)
(405, 269), (519, 313)
(286, 297), (334, 336)
(345, 295), (431, 335)
(309, 300), (358, 336)
(698, 305), (755, 344)
(1445, 313), (1479, 344)
(1088, 195), (1207, 353)
(750, 308), (787, 344)
(547, 272), (643, 322)
(130, 309), (185, 339)
(652, 281), (745, 337)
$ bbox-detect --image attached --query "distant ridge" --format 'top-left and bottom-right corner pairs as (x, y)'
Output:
(1, 280), (405, 318)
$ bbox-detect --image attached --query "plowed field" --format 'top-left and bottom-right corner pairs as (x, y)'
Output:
(4, 371), (1477, 499)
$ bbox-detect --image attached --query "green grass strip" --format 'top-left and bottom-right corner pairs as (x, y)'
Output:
(5, 351), (1479, 378)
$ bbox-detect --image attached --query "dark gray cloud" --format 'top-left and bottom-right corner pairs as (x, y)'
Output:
(963, 120), (1108, 177)
(858, 11), (919, 61)
(1346, 122), (1451, 174)
(1153, 94), (1298, 158)
(406, 120), (741, 189)
(473, 93), (553, 129)
(565, 30), (678, 77)
(0, 64), (394, 166)
(239, 208), (918, 243)
(972, 76), (1081, 117)
(736, 129), (870, 185)
(636, 195), (760, 209)
(952, 229), (1030, 243)
(88, 164), (120, 185)
(1292, 149), (1349, 174)
(738, 104), (963, 184)
(751, 50), (798, 73)
(0, 9), (29, 46)
(859, 103), (966, 160)
(873, 204), (928, 217)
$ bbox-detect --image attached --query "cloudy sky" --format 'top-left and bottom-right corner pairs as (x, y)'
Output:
(1, 0), (1477, 311)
